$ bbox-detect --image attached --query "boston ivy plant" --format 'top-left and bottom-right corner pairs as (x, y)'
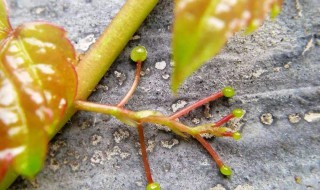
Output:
(0, 0), (282, 189)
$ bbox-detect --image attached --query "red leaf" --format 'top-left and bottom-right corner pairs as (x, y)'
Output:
(0, 21), (77, 178)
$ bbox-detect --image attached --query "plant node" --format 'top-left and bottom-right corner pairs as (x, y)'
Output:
(74, 47), (245, 186)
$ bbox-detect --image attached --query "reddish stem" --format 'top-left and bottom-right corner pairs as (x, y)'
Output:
(117, 61), (142, 107)
(222, 131), (233, 137)
(194, 134), (223, 168)
(214, 113), (234, 127)
(116, 61), (154, 184)
(137, 123), (153, 184)
(168, 90), (231, 170)
(170, 91), (223, 120)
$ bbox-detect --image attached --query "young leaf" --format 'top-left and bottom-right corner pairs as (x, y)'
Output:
(0, 22), (77, 179)
(0, 0), (12, 43)
(172, 0), (283, 92)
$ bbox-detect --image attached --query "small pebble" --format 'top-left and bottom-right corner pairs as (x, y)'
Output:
(288, 113), (301, 124)
(75, 34), (96, 51)
(192, 118), (201, 125)
(140, 68), (150, 76)
(114, 71), (126, 86)
(234, 184), (254, 190)
(131, 35), (141, 40)
(210, 184), (226, 190)
(162, 74), (170, 80)
(273, 67), (281, 72)
(260, 113), (273, 125)
(304, 112), (320, 123)
(155, 61), (167, 70)
(284, 62), (291, 69)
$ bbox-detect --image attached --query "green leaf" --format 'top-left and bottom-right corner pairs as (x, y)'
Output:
(0, 0), (12, 43)
(0, 22), (77, 178)
(172, 0), (283, 92)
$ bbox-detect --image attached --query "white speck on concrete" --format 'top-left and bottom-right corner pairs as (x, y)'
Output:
(113, 129), (130, 143)
(273, 67), (281, 72)
(48, 158), (60, 172)
(75, 34), (96, 52)
(131, 35), (141, 40)
(260, 113), (274, 125)
(302, 38), (314, 56)
(284, 62), (291, 69)
(172, 100), (187, 112)
(234, 184), (254, 190)
(105, 146), (131, 160)
(114, 71), (126, 86)
(69, 161), (80, 172)
(304, 112), (320, 123)
(90, 150), (105, 165)
(160, 139), (179, 149)
(155, 61), (167, 70)
(146, 140), (155, 152)
(200, 133), (214, 139)
(210, 184), (226, 190)
(140, 68), (150, 76)
(91, 134), (102, 146)
(252, 69), (267, 78)
(162, 74), (170, 80)
(136, 140), (156, 155)
(135, 181), (143, 187)
(288, 113), (301, 124)
(192, 118), (201, 125)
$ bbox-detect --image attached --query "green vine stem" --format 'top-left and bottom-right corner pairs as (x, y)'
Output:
(73, 100), (241, 139)
(0, 0), (158, 189)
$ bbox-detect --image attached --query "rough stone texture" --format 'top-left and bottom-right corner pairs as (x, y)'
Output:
(7, 0), (320, 190)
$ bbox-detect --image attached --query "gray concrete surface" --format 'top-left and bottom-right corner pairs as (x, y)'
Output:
(7, 0), (320, 189)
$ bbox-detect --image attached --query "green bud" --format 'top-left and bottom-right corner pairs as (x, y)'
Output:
(146, 182), (161, 190)
(232, 132), (242, 140)
(232, 108), (244, 118)
(222, 86), (235, 98)
(131, 45), (147, 62)
(220, 165), (232, 176)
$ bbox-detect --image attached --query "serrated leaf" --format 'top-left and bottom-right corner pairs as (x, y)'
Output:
(172, 0), (283, 92)
(0, 22), (77, 178)
(0, 0), (12, 43)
